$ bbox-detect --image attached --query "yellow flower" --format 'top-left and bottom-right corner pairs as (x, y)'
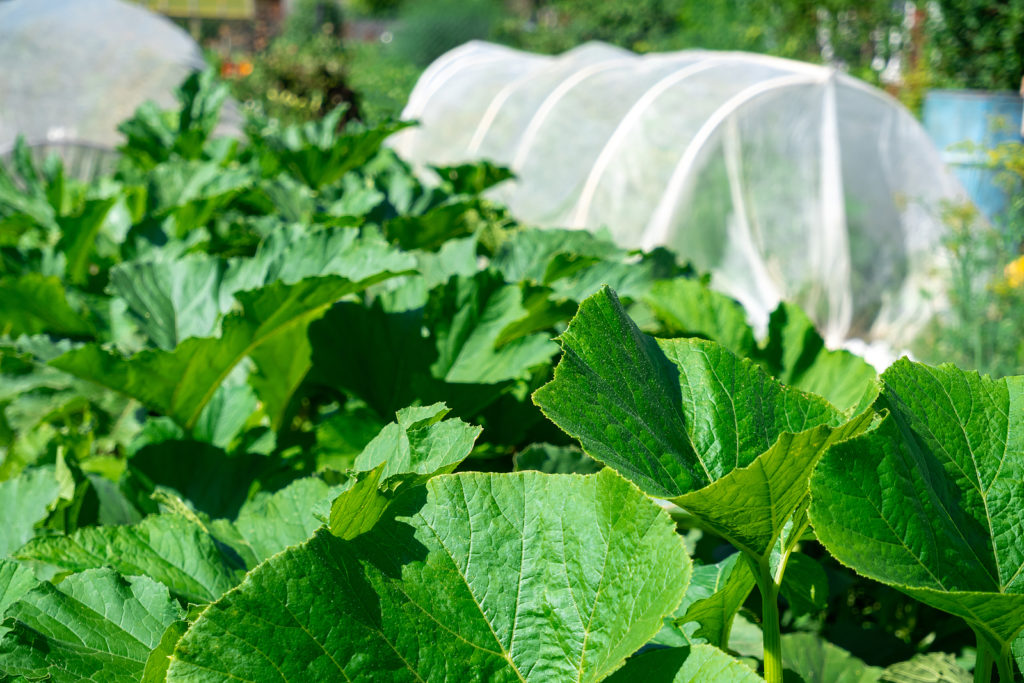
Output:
(1004, 255), (1024, 288)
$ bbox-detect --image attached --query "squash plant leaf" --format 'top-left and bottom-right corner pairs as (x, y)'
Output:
(533, 287), (876, 681)
(223, 476), (336, 564)
(605, 645), (765, 682)
(646, 277), (758, 359)
(145, 161), (252, 238)
(761, 302), (878, 416)
(0, 568), (184, 683)
(646, 280), (877, 413)
(0, 274), (94, 338)
(168, 469), (691, 682)
(330, 403), (482, 540)
(779, 552), (829, 618)
(110, 225), (414, 350)
(142, 619), (189, 683)
(52, 272), (405, 433)
(265, 109), (411, 190)
(0, 465), (63, 557)
(0, 560), (36, 618)
(427, 270), (561, 384)
(534, 286), (873, 564)
(780, 632), (883, 683)
(14, 513), (245, 604)
(353, 402), (482, 478)
(653, 552), (756, 649)
(881, 652), (971, 683)
(514, 442), (602, 474)
(809, 359), (1024, 668)
(310, 270), (562, 421)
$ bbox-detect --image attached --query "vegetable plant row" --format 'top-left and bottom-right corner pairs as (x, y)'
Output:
(0, 72), (1020, 682)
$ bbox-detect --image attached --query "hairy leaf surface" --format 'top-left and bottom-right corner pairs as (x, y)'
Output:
(810, 359), (1024, 656)
(15, 513), (244, 604)
(534, 287), (872, 566)
(0, 465), (62, 557)
(168, 470), (691, 682)
(605, 645), (765, 682)
(0, 569), (183, 683)
(53, 273), (401, 431)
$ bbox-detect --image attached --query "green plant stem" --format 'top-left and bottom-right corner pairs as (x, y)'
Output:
(757, 562), (784, 683)
(995, 651), (1015, 683)
(975, 643), (993, 683)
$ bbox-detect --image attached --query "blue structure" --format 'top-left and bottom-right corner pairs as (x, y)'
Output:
(923, 89), (1024, 221)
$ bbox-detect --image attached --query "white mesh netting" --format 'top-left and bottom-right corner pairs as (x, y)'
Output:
(0, 0), (208, 158)
(391, 41), (968, 351)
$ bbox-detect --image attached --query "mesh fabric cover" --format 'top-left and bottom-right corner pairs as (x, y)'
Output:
(392, 41), (967, 350)
(0, 0), (204, 153)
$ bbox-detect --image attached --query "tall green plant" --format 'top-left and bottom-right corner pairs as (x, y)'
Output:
(533, 287), (876, 683)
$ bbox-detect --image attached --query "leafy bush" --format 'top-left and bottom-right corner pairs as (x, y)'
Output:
(495, 0), (685, 54)
(391, 0), (500, 66)
(344, 41), (422, 124)
(226, 32), (359, 126)
(281, 0), (346, 42)
(928, 0), (1024, 91)
(495, 0), (905, 85)
(0, 71), (1021, 683)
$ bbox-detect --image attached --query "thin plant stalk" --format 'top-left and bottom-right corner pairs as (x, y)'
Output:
(974, 642), (993, 683)
(749, 556), (787, 683)
(995, 649), (1015, 683)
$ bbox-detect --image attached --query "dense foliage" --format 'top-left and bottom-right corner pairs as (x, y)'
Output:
(0, 72), (1021, 682)
(928, 0), (1024, 91)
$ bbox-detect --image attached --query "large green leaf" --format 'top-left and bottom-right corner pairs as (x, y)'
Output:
(14, 513), (245, 604)
(310, 270), (563, 421)
(428, 270), (560, 384)
(167, 469), (691, 682)
(0, 568), (184, 683)
(226, 476), (335, 564)
(605, 645), (765, 682)
(654, 553), (756, 648)
(0, 465), (62, 557)
(353, 402), (481, 478)
(514, 442), (602, 474)
(534, 287), (873, 568)
(781, 632), (883, 683)
(328, 403), (482, 540)
(108, 255), (227, 350)
(491, 227), (679, 304)
(146, 161), (252, 237)
(761, 303), (878, 415)
(646, 280), (877, 413)
(646, 277), (757, 359)
(779, 552), (829, 618)
(266, 110), (410, 190)
(110, 225), (414, 350)
(809, 359), (1024, 662)
(0, 560), (36, 619)
(0, 275), (94, 338)
(52, 273), (401, 432)
(880, 653), (971, 682)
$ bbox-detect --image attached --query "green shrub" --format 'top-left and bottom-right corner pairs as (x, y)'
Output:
(282, 0), (346, 41)
(391, 0), (500, 66)
(928, 0), (1024, 91)
(228, 32), (359, 126)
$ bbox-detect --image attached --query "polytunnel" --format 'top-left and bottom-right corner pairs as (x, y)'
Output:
(0, 0), (234, 176)
(390, 41), (967, 351)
